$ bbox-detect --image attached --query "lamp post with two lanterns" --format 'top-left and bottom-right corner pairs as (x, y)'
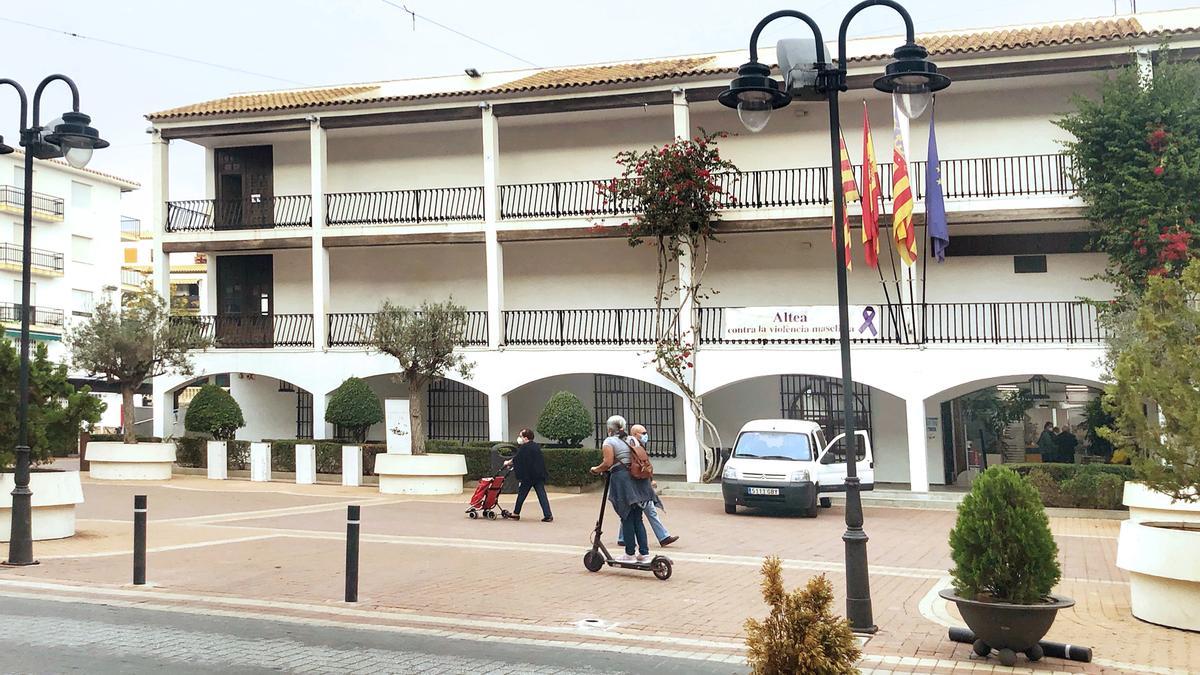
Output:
(719, 0), (949, 632)
(0, 74), (108, 566)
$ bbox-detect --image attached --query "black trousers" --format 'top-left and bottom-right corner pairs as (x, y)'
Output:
(514, 480), (551, 518)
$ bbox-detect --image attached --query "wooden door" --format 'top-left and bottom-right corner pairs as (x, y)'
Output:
(214, 146), (274, 229)
(216, 255), (274, 347)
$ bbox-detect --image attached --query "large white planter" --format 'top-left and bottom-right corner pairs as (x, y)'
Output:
(1117, 482), (1200, 631)
(0, 470), (84, 541)
(374, 453), (466, 495)
(87, 442), (176, 481)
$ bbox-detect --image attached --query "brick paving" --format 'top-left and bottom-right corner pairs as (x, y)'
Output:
(1, 475), (1194, 674)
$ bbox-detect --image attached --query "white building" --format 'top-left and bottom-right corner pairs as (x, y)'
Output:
(144, 10), (1200, 489)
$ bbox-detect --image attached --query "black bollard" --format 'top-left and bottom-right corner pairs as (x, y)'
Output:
(133, 495), (147, 585)
(345, 505), (360, 602)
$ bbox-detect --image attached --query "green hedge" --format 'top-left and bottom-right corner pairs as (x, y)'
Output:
(425, 440), (600, 486)
(1007, 462), (1136, 481)
(88, 434), (162, 443)
(1014, 463), (1129, 510)
(173, 438), (251, 470)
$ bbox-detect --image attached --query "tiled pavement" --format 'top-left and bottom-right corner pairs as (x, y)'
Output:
(1, 474), (1194, 674)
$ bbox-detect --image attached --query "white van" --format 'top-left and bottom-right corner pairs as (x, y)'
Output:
(720, 419), (874, 517)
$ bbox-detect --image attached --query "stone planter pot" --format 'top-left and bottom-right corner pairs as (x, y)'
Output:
(0, 469), (84, 541)
(374, 453), (466, 495)
(1117, 482), (1200, 631)
(938, 589), (1074, 666)
(86, 442), (176, 481)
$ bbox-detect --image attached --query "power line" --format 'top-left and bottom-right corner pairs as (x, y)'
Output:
(0, 16), (307, 86)
(379, 1), (540, 68)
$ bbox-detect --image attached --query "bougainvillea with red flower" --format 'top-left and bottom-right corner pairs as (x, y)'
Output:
(1057, 52), (1200, 298)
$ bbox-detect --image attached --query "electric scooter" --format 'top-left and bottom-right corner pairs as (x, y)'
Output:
(582, 472), (673, 580)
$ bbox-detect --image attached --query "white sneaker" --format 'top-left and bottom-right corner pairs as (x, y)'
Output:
(616, 554), (637, 563)
(636, 554), (652, 564)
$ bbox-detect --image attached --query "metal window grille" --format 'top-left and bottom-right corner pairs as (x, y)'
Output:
(296, 391), (313, 439)
(427, 378), (489, 442)
(593, 375), (677, 458)
(779, 375), (872, 441)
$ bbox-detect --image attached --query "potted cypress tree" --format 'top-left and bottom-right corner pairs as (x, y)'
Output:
(938, 467), (1074, 666)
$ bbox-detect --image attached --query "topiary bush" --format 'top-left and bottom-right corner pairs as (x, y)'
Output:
(949, 467), (1061, 604)
(744, 558), (861, 675)
(1025, 467), (1063, 507)
(536, 391), (592, 448)
(325, 377), (383, 443)
(184, 384), (245, 440)
(174, 437), (205, 468)
(1060, 466), (1125, 510)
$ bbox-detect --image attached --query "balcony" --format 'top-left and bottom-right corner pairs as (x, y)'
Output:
(166, 196), (312, 233)
(121, 268), (146, 288)
(121, 216), (142, 241)
(0, 242), (64, 276)
(0, 185), (65, 222)
(171, 314), (314, 348)
(326, 187), (484, 226)
(0, 303), (64, 328)
(328, 311), (488, 347)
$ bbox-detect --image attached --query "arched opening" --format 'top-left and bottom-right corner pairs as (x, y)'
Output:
(166, 372), (314, 441)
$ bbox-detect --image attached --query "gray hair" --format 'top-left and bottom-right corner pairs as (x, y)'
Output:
(606, 415), (627, 433)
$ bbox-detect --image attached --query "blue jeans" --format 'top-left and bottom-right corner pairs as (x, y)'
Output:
(514, 481), (551, 518)
(620, 505), (650, 556)
(619, 502), (668, 545)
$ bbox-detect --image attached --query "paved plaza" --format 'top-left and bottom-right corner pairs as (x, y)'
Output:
(0, 472), (1194, 674)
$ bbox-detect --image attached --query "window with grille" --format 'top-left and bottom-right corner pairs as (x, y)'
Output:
(427, 378), (488, 442)
(296, 391), (313, 439)
(779, 375), (872, 441)
(593, 375), (677, 458)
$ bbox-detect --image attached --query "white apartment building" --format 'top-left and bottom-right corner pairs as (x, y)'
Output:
(144, 9), (1200, 489)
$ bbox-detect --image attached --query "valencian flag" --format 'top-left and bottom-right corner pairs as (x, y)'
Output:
(926, 103), (949, 262)
(891, 98), (918, 266)
(860, 102), (883, 269)
(833, 132), (859, 270)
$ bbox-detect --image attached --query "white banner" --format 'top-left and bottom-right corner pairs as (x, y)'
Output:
(722, 306), (882, 341)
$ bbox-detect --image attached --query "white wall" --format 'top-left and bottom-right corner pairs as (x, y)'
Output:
(229, 374), (298, 440)
(329, 243), (487, 312)
(499, 108), (673, 184)
(502, 238), (661, 309)
(327, 123), (482, 192)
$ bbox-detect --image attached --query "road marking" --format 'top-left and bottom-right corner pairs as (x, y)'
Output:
(158, 497), (403, 525)
(37, 534), (282, 560)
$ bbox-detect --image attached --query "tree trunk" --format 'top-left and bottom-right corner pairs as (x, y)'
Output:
(121, 385), (137, 445)
(409, 381), (427, 455)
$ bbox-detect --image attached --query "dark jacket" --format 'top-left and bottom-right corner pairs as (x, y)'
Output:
(512, 441), (548, 484)
(1037, 429), (1057, 456)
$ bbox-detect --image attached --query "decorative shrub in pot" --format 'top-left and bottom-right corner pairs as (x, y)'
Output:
(939, 466), (1073, 667)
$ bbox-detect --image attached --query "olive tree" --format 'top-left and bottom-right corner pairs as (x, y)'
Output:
(68, 284), (211, 444)
(367, 299), (473, 455)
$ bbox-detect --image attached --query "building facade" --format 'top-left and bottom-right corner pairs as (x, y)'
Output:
(144, 10), (1200, 488)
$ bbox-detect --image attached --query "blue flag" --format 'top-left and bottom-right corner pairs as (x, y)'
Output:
(926, 105), (948, 262)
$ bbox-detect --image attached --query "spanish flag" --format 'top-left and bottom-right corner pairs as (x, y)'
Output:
(860, 102), (883, 269)
(891, 99), (918, 266)
(833, 132), (858, 270)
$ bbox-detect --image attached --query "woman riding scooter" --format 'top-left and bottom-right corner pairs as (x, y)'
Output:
(590, 415), (656, 563)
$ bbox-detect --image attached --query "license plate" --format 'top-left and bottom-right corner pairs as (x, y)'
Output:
(747, 487), (779, 496)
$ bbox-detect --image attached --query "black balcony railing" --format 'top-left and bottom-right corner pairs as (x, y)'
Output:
(166, 196), (313, 233)
(497, 153), (1075, 219)
(0, 303), (64, 327)
(919, 301), (1105, 344)
(0, 242), (64, 274)
(171, 314), (314, 348)
(0, 185), (65, 218)
(328, 311), (489, 347)
(327, 187), (484, 226)
(502, 308), (678, 346)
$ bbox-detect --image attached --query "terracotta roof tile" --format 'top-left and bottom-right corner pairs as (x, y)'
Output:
(901, 17), (1146, 58)
(492, 56), (720, 92)
(149, 85), (381, 120)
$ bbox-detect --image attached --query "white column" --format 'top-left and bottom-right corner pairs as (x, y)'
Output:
(488, 392), (509, 442)
(202, 255), (217, 314)
(150, 131), (170, 300)
(672, 87), (690, 140)
(206, 441), (228, 480)
(682, 400), (702, 483)
(151, 381), (170, 439)
(905, 397), (931, 492)
(481, 103), (504, 349)
(312, 391), (328, 440)
(341, 445), (362, 487)
(250, 442), (271, 482)
(295, 443), (316, 484)
(309, 117), (330, 350)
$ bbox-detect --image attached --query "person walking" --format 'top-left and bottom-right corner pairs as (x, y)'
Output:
(506, 428), (552, 522)
(617, 424), (678, 548)
(1055, 426), (1079, 464)
(1037, 422), (1058, 462)
(590, 415), (657, 563)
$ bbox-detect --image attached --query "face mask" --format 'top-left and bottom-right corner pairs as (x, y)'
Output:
(641, 433), (649, 442)
(515, 437), (525, 445)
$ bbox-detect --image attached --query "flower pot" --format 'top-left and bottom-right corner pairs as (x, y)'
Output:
(1117, 482), (1200, 631)
(374, 453), (466, 495)
(86, 442), (176, 481)
(938, 589), (1074, 665)
(0, 469), (84, 541)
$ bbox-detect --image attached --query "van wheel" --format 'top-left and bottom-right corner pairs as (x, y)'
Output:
(803, 494), (819, 518)
(819, 497), (832, 508)
(724, 502), (736, 515)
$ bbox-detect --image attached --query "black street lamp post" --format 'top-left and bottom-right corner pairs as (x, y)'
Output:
(0, 75), (108, 566)
(720, 1), (949, 633)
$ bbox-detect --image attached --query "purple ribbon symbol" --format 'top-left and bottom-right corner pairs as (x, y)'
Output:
(858, 306), (878, 336)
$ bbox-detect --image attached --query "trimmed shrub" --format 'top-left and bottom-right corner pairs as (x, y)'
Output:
(544, 448), (602, 487)
(89, 434), (162, 443)
(536, 391), (592, 448)
(1025, 468), (1063, 507)
(184, 385), (245, 440)
(744, 558), (860, 675)
(1010, 462), (1129, 509)
(174, 437), (205, 468)
(949, 467), (1061, 604)
(1060, 466), (1125, 510)
(427, 442), (492, 480)
(325, 378), (383, 443)
(1007, 462), (1135, 482)
(228, 440), (250, 471)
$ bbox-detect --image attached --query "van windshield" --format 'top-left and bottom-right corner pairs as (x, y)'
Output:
(733, 431), (813, 461)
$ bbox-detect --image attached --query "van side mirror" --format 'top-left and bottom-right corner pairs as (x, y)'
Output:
(820, 452), (838, 465)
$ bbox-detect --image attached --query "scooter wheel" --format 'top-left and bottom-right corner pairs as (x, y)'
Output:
(468, 511), (478, 519)
(500, 510), (512, 519)
(651, 557), (673, 581)
(485, 510), (497, 520)
(583, 550), (604, 572)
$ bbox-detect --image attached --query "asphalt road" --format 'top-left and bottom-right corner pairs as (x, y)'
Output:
(0, 594), (746, 674)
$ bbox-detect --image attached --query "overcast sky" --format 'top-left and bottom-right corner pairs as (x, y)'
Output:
(0, 0), (1194, 223)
